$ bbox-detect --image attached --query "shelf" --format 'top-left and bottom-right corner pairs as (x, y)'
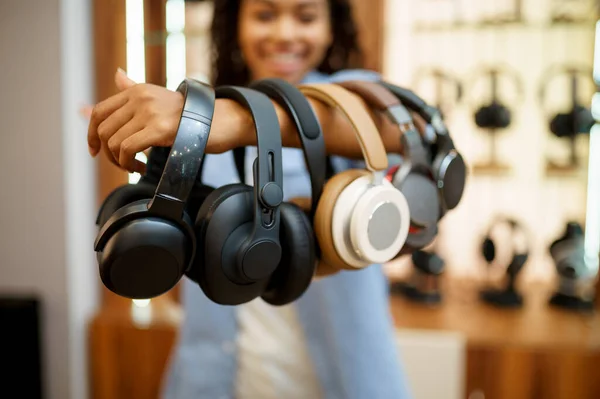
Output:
(412, 20), (597, 33)
(390, 277), (600, 350)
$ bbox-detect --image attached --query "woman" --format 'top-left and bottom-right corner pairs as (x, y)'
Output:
(87, 1), (415, 398)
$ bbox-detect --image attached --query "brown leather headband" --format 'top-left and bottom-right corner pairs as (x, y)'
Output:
(298, 83), (388, 172)
(337, 80), (400, 110)
(338, 80), (415, 129)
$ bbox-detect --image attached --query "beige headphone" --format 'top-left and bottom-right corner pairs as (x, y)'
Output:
(297, 83), (411, 272)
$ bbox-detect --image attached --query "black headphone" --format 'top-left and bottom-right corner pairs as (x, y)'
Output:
(481, 216), (530, 278)
(549, 221), (586, 280)
(378, 81), (467, 218)
(538, 64), (595, 139)
(249, 77), (328, 304)
(390, 110), (440, 249)
(337, 79), (440, 250)
(94, 78), (215, 299)
(471, 65), (524, 130)
(191, 86), (285, 306)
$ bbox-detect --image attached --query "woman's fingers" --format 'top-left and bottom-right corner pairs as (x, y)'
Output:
(87, 91), (129, 156)
(119, 129), (163, 173)
(106, 116), (146, 164)
(98, 103), (135, 157)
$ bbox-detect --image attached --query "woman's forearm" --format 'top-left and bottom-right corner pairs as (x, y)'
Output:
(210, 96), (404, 158)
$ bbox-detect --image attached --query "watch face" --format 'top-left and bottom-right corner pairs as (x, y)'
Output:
(438, 151), (466, 210)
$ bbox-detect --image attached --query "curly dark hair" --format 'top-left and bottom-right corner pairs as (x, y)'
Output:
(209, 0), (364, 87)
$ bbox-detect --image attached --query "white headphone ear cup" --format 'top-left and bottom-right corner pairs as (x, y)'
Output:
(350, 178), (410, 263)
(331, 177), (371, 269)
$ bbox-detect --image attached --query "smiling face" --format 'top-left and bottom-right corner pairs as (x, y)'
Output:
(238, 0), (333, 84)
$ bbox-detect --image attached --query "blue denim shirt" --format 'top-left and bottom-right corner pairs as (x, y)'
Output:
(161, 70), (413, 399)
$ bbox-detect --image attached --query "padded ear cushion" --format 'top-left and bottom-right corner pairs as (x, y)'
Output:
(395, 171), (440, 249)
(261, 202), (316, 306)
(96, 182), (157, 227)
(185, 184), (216, 222)
(314, 260), (342, 278)
(475, 103), (511, 129)
(193, 184), (267, 305)
(314, 169), (369, 271)
(288, 196), (341, 278)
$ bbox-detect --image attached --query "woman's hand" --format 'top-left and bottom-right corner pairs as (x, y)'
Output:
(87, 69), (185, 173)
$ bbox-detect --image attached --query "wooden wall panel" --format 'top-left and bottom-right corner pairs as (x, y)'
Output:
(350, 0), (385, 72)
(144, 0), (167, 86)
(89, 300), (182, 399)
(92, 0), (131, 310)
(466, 347), (600, 399)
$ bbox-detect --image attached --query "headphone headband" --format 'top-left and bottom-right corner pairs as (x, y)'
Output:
(378, 81), (467, 212)
(298, 83), (389, 172)
(149, 78), (215, 215)
(538, 64), (594, 109)
(337, 80), (414, 127)
(485, 215), (531, 257)
(338, 80), (431, 162)
(250, 78), (326, 216)
(378, 81), (449, 136)
(412, 67), (464, 105)
(215, 85), (284, 220)
(469, 64), (524, 105)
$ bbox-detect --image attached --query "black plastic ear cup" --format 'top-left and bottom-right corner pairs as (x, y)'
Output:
(432, 148), (467, 212)
(194, 184), (270, 305)
(482, 238), (495, 263)
(184, 184), (216, 223)
(474, 102), (512, 129)
(96, 181), (196, 299)
(262, 202), (316, 306)
(394, 173), (440, 249)
(411, 250), (445, 275)
(550, 105), (594, 138)
(97, 198), (194, 299)
(96, 182), (157, 227)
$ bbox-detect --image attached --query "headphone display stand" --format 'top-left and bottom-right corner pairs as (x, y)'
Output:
(547, 222), (596, 313)
(479, 216), (529, 309)
(540, 66), (594, 178)
(390, 250), (444, 305)
(479, 265), (526, 309)
(472, 129), (512, 176)
(471, 67), (522, 176)
(549, 291), (594, 312)
(480, 285), (523, 308)
(391, 278), (443, 305)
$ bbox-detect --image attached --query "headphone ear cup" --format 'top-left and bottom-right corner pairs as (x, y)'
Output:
(392, 170), (440, 249)
(193, 184), (267, 305)
(97, 198), (193, 299)
(575, 105), (594, 133)
(185, 184), (216, 223)
(314, 169), (369, 272)
(550, 113), (571, 137)
(475, 103), (511, 129)
(288, 196), (341, 278)
(262, 202), (316, 306)
(482, 237), (496, 263)
(96, 181), (157, 227)
(474, 106), (491, 128)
